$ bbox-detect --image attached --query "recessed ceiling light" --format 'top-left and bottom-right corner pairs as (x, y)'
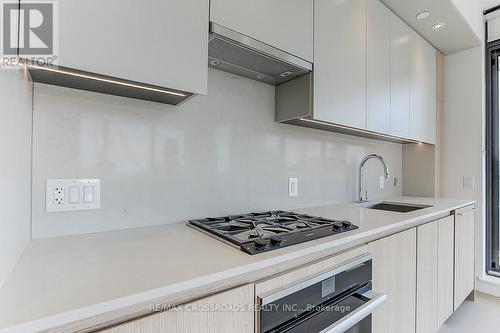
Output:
(432, 22), (446, 31)
(416, 11), (430, 20)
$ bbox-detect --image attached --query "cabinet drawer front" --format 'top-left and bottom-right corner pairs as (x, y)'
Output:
(454, 209), (475, 310)
(256, 245), (369, 297)
(99, 285), (254, 333)
(416, 221), (439, 333)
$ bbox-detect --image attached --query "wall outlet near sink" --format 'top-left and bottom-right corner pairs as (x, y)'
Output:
(46, 179), (100, 213)
(288, 177), (298, 197)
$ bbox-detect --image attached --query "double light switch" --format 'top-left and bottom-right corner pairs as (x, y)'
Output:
(46, 179), (100, 213)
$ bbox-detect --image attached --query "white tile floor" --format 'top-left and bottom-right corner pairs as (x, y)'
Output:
(437, 293), (500, 332)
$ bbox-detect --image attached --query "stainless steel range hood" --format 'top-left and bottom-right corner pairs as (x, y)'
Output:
(208, 23), (313, 85)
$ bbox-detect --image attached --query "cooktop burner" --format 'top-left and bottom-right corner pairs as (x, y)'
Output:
(187, 211), (358, 255)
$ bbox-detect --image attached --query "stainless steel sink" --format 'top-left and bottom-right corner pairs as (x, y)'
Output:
(365, 202), (432, 213)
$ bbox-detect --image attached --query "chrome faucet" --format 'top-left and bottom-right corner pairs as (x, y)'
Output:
(357, 154), (390, 203)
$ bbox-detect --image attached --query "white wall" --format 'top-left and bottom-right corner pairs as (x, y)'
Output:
(0, 68), (33, 287)
(442, 46), (485, 278)
(32, 69), (403, 239)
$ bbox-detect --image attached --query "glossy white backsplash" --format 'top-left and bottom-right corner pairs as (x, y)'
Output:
(32, 69), (402, 238)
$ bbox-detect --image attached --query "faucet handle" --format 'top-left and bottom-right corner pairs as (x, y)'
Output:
(365, 189), (368, 202)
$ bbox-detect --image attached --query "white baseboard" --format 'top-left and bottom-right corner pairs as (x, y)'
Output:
(476, 275), (500, 298)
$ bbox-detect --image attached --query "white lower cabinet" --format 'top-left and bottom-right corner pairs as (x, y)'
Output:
(416, 216), (454, 333)
(437, 216), (455, 327)
(372, 213), (473, 333)
(454, 208), (476, 310)
(99, 285), (254, 333)
(416, 221), (439, 333)
(369, 229), (417, 333)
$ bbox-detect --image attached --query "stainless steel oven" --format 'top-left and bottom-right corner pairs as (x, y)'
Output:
(258, 255), (385, 333)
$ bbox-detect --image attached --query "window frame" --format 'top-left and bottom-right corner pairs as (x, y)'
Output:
(486, 38), (500, 274)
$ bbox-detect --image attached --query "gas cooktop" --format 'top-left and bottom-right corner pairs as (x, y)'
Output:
(187, 211), (358, 255)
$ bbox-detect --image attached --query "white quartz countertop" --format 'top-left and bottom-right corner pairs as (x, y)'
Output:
(0, 197), (475, 333)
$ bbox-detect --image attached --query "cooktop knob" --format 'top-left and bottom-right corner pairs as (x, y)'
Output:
(342, 221), (352, 228)
(333, 222), (343, 231)
(270, 235), (282, 246)
(254, 238), (268, 249)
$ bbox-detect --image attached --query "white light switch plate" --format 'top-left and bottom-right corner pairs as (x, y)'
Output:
(463, 176), (475, 190)
(289, 177), (298, 197)
(46, 179), (100, 213)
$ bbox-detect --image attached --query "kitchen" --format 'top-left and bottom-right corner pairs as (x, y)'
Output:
(0, 0), (497, 332)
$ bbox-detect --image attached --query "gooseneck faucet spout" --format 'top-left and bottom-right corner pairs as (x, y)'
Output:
(357, 154), (390, 203)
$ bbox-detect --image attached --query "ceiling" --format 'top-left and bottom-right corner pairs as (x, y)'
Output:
(380, 0), (482, 55)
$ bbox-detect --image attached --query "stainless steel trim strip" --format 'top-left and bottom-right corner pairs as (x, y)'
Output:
(319, 291), (387, 333)
(298, 117), (423, 144)
(210, 23), (313, 71)
(259, 254), (373, 306)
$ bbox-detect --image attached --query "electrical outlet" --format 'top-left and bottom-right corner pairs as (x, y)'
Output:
(53, 187), (64, 206)
(289, 177), (298, 197)
(46, 179), (100, 213)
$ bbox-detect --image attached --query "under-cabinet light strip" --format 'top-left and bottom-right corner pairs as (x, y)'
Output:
(299, 118), (422, 144)
(25, 64), (188, 97)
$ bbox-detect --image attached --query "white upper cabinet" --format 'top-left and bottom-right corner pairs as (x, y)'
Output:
(314, 0), (367, 129)
(390, 14), (411, 138)
(410, 30), (437, 144)
(55, 0), (208, 95)
(367, 0), (391, 134)
(210, 0), (313, 62)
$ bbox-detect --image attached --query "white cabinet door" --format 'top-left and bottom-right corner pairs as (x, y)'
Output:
(314, 0), (366, 129)
(367, 0), (391, 134)
(454, 208), (475, 310)
(437, 216), (455, 328)
(390, 14), (410, 138)
(410, 30), (437, 143)
(210, 0), (313, 62)
(370, 228), (416, 333)
(54, 0), (208, 95)
(416, 221), (438, 333)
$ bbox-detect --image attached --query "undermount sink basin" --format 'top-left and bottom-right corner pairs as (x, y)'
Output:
(365, 202), (432, 213)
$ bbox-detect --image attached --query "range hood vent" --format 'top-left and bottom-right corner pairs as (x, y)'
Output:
(208, 23), (312, 85)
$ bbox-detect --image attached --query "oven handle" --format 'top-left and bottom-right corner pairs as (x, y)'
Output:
(259, 254), (373, 306)
(319, 290), (387, 333)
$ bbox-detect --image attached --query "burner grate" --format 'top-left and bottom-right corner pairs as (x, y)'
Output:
(188, 211), (358, 254)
